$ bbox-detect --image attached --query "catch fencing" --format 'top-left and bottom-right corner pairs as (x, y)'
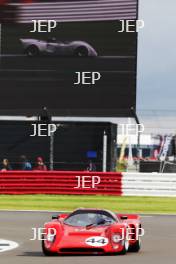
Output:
(14, 0), (138, 23)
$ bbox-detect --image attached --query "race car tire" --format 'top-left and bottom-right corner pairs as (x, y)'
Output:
(42, 237), (56, 256)
(25, 45), (39, 57)
(128, 238), (141, 252)
(118, 239), (129, 255)
(75, 46), (88, 57)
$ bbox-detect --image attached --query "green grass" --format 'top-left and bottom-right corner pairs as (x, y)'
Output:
(0, 195), (176, 214)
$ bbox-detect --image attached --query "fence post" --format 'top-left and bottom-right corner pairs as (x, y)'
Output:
(50, 131), (54, 170)
(103, 131), (107, 172)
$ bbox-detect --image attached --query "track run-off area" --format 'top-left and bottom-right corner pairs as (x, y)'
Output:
(0, 211), (176, 264)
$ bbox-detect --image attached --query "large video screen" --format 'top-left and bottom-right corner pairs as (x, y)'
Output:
(0, 0), (138, 116)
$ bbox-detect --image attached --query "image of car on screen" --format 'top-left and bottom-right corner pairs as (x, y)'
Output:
(42, 208), (142, 255)
(20, 38), (98, 57)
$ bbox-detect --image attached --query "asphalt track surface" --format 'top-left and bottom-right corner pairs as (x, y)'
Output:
(0, 211), (176, 264)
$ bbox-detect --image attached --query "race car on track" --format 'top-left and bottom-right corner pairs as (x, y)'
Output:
(20, 38), (98, 57)
(42, 208), (142, 255)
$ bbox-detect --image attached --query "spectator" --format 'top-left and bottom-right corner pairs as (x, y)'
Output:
(87, 160), (96, 171)
(20, 155), (32, 170)
(1, 158), (12, 171)
(33, 156), (47, 171)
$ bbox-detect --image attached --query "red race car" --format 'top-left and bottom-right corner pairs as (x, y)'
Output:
(42, 208), (143, 255)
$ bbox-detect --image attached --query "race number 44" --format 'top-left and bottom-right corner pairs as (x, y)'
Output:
(85, 236), (109, 247)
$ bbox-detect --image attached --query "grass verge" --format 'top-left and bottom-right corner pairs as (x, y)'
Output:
(0, 195), (176, 214)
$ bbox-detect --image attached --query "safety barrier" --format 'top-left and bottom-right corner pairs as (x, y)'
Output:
(122, 173), (176, 197)
(1, 171), (176, 196)
(0, 171), (122, 195)
(15, 0), (137, 23)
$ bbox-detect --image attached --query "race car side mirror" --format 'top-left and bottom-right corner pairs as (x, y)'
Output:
(52, 215), (59, 220)
(120, 216), (128, 220)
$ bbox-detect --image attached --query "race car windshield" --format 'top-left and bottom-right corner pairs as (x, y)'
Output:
(64, 212), (116, 227)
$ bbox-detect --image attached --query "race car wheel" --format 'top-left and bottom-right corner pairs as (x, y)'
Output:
(129, 238), (141, 252)
(42, 237), (56, 256)
(25, 45), (39, 57)
(119, 239), (129, 255)
(75, 46), (88, 57)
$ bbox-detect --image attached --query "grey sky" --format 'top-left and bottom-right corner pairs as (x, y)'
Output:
(137, 0), (176, 113)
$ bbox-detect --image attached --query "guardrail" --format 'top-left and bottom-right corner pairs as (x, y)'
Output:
(122, 173), (176, 197)
(0, 171), (122, 195)
(15, 0), (137, 23)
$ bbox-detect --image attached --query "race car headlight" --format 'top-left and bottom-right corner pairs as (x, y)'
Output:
(112, 234), (122, 243)
(46, 233), (55, 242)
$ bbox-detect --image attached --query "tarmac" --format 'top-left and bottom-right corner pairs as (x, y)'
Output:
(0, 211), (176, 264)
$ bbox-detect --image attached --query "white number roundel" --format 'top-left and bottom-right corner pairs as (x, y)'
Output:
(85, 236), (109, 247)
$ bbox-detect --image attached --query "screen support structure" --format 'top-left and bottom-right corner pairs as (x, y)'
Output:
(131, 107), (141, 166)
(38, 107), (54, 170)
(102, 131), (107, 172)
